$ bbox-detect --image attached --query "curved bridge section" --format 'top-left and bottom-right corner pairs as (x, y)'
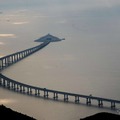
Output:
(0, 37), (120, 109)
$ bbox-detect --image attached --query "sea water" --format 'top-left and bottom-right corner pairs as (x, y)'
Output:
(0, 0), (120, 120)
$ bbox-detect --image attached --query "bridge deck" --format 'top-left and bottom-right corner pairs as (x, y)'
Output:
(0, 40), (120, 109)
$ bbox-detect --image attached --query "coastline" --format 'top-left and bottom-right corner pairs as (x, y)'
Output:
(1, 104), (120, 120)
(0, 105), (36, 120)
(80, 112), (120, 120)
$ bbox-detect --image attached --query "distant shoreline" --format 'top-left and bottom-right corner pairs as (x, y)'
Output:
(80, 112), (120, 120)
(0, 105), (36, 120)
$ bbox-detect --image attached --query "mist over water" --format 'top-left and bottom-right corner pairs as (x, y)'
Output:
(0, 0), (120, 119)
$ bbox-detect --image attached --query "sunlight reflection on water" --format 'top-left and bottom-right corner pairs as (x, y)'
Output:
(0, 34), (16, 38)
(0, 99), (16, 104)
(0, 42), (4, 45)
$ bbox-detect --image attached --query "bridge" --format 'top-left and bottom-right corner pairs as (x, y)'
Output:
(0, 34), (120, 109)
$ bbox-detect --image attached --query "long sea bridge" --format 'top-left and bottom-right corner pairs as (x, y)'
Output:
(0, 34), (120, 109)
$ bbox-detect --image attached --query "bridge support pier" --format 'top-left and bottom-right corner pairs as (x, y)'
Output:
(7, 81), (10, 89)
(13, 83), (16, 91)
(27, 88), (30, 94)
(5, 58), (8, 67)
(11, 56), (13, 63)
(23, 87), (25, 93)
(8, 57), (10, 66)
(4, 58), (7, 67)
(27, 88), (32, 94)
(17, 84), (19, 91)
(53, 92), (58, 100)
(35, 89), (40, 96)
(98, 100), (103, 107)
(20, 85), (23, 92)
(0, 77), (2, 85)
(3, 79), (6, 87)
(35, 89), (37, 96)
(86, 98), (91, 105)
(111, 102), (116, 109)
(64, 94), (68, 102)
(30, 88), (32, 95)
(38, 90), (40, 96)
(0, 60), (3, 70)
(75, 96), (80, 103)
(44, 89), (49, 98)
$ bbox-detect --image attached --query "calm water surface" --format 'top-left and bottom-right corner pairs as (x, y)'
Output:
(0, 0), (120, 120)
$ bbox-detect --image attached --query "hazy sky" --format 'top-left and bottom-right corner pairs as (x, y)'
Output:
(1, 0), (120, 12)
(0, 0), (120, 32)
